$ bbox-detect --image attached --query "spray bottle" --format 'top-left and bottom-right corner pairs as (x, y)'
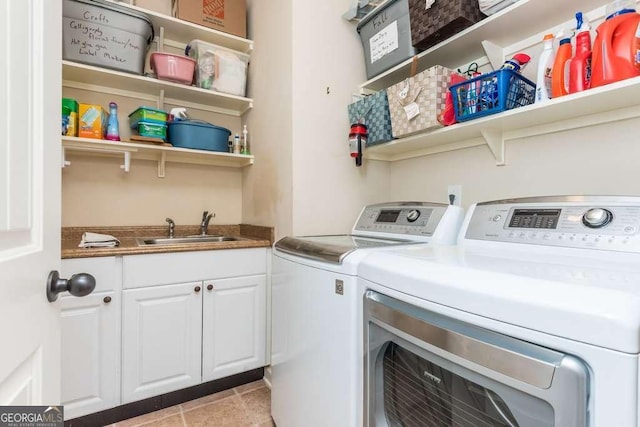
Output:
(535, 34), (555, 103)
(569, 12), (592, 93)
(552, 31), (573, 98)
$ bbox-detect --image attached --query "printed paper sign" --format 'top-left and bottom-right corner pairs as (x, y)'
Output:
(370, 20), (399, 64)
(404, 102), (420, 120)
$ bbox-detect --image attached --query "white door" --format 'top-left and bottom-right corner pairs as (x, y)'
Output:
(122, 282), (203, 403)
(0, 0), (62, 406)
(202, 275), (267, 382)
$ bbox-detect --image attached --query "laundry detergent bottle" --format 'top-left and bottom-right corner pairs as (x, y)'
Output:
(552, 32), (573, 98)
(569, 12), (592, 93)
(536, 34), (555, 102)
(591, 0), (640, 88)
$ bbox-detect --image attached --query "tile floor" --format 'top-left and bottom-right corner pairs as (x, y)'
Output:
(108, 380), (274, 427)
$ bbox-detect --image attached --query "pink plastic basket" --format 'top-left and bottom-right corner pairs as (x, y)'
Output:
(150, 52), (196, 85)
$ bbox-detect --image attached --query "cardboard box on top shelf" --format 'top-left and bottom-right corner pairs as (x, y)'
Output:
(172, 0), (246, 38)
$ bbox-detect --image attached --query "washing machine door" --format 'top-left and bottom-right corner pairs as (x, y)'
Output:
(364, 291), (589, 427)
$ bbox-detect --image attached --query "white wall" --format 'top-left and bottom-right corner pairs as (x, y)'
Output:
(62, 154), (242, 226)
(244, 0), (390, 239)
(389, 117), (640, 207)
(289, 0), (389, 236)
(242, 0), (294, 238)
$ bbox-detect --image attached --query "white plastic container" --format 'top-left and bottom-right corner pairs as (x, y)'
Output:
(478, 0), (521, 15)
(185, 39), (250, 97)
(535, 33), (555, 103)
(63, 0), (154, 75)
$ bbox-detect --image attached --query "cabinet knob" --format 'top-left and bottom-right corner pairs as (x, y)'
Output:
(195, 286), (201, 293)
(207, 284), (213, 291)
(103, 296), (112, 304)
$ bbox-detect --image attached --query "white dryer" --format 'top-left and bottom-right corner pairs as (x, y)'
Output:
(271, 202), (464, 427)
(360, 195), (640, 427)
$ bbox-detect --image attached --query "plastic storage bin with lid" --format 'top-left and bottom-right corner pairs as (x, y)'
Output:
(185, 40), (250, 97)
(167, 120), (232, 152)
(62, 0), (154, 75)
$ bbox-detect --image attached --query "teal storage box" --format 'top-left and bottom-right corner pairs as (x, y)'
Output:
(137, 121), (167, 140)
(167, 120), (231, 152)
(128, 106), (168, 128)
(347, 90), (394, 146)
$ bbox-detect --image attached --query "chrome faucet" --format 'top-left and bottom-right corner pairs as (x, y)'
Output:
(166, 217), (175, 238)
(200, 211), (214, 236)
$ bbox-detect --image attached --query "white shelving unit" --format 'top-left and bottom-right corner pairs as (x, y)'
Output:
(364, 76), (640, 165)
(359, 0), (637, 165)
(61, 1), (254, 175)
(62, 61), (253, 116)
(62, 136), (254, 178)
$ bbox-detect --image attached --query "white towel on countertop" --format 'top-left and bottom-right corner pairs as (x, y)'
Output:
(79, 232), (120, 248)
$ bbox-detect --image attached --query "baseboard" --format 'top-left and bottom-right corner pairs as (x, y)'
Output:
(64, 367), (264, 427)
(263, 365), (272, 389)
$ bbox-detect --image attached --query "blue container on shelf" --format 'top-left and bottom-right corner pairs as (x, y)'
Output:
(450, 69), (536, 122)
(167, 119), (232, 152)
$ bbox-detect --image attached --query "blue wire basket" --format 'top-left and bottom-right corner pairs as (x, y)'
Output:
(450, 69), (536, 122)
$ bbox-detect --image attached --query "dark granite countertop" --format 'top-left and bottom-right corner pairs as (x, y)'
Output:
(62, 224), (274, 259)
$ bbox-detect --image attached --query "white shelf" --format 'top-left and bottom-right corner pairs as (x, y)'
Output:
(62, 61), (253, 116)
(103, 0), (253, 53)
(364, 76), (640, 165)
(360, 0), (608, 92)
(62, 136), (254, 177)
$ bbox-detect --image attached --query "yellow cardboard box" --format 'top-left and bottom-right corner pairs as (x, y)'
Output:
(78, 104), (108, 139)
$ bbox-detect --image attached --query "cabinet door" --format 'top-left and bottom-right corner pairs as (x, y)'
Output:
(60, 292), (119, 420)
(202, 275), (267, 382)
(122, 282), (203, 403)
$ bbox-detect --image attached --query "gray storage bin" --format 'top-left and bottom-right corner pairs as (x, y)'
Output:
(357, 0), (418, 80)
(63, 0), (154, 75)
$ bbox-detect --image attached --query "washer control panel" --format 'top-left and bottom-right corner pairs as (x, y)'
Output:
(353, 202), (448, 237)
(464, 196), (640, 252)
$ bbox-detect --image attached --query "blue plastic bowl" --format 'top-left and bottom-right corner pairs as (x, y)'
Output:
(167, 120), (231, 152)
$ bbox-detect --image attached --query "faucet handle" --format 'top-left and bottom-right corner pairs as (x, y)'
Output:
(201, 211), (209, 222)
(166, 217), (175, 238)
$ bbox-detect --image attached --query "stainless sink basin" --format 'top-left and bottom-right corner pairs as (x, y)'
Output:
(136, 235), (245, 246)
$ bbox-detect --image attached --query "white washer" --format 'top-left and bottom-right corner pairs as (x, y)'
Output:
(271, 202), (464, 427)
(360, 196), (640, 427)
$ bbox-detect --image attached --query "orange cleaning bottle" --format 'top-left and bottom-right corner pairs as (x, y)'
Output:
(552, 32), (572, 98)
(591, 1), (640, 88)
(569, 12), (592, 93)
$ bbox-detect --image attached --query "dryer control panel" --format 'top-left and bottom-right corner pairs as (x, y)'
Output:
(464, 196), (640, 252)
(353, 202), (459, 241)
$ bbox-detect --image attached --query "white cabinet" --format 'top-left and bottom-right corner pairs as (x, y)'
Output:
(121, 281), (203, 403)
(60, 248), (269, 416)
(60, 257), (120, 420)
(202, 275), (267, 382)
(121, 248), (268, 403)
